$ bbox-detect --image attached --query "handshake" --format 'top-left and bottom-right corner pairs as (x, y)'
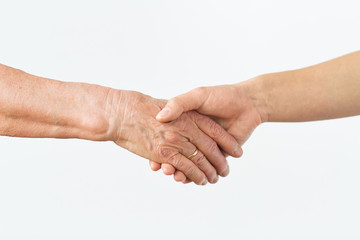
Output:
(107, 51), (360, 185)
(1, 51), (359, 185)
(106, 82), (264, 185)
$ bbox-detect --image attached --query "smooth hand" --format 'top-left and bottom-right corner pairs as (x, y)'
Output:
(150, 82), (267, 182)
(105, 89), (241, 185)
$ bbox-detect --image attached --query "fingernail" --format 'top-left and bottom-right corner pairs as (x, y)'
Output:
(201, 180), (207, 185)
(233, 145), (242, 157)
(156, 107), (170, 119)
(220, 164), (230, 177)
(212, 175), (219, 184)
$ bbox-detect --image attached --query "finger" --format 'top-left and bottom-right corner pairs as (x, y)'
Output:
(223, 164), (230, 177)
(161, 163), (175, 175)
(161, 163), (176, 175)
(180, 142), (218, 183)
(149, 161), (161, 171)
(221, 150), (229, 158)
(174, 170), (186, 182)
(173, 170), (193, 184)
(182, 178), (192, 184)
(185, 121), (229, 177)
(191, 112), (242, 158)
(156, 88), (208, 122)
(168, 153), (207, 185)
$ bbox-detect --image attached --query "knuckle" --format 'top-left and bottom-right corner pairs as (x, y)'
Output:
(155, 143), (177, 161)
(209, 120), (225, 138)
(207, 141), (219, 154)
(192, 154), (217, 181)
(183, 112), (200, 128)
(168, 154), (181, 167)
(193, 154), (206, 166)
(176, 116), (193, 133)
(186, 165), (198, 180)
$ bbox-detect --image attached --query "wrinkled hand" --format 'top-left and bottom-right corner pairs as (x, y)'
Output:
(105, 89), (240, 185)
(150, 83), (266, 183)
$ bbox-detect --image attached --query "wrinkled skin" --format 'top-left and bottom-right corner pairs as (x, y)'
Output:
(151, 84), (264, 183)
(105, 89), (240, 185)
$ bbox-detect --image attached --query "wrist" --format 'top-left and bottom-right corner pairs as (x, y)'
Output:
(233, 74), (271, 123)
(102, 89), (145, 144)
(102, 88), (126, 143)
(68, 85), (132, 144)
(65, 82), (113, 142)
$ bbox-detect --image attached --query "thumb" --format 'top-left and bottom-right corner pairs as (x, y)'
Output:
(156, 88), (208, 122)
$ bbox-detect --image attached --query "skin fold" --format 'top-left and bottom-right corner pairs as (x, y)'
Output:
(0, 64), (241, 185)
(153, 51), (360, 183)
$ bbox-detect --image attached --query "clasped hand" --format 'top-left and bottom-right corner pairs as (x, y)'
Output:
(106, 84), (264, 185)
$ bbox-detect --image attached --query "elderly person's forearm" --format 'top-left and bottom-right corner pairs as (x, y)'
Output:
(0, 64), (111, 140)
(0, 64), (240, 185)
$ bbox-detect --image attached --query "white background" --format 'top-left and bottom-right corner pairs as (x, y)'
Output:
(0, 0), (360, 239)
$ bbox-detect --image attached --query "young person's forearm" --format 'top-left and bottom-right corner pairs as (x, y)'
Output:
(0, 64), (112, 140)
(239, 51), (360, 122)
